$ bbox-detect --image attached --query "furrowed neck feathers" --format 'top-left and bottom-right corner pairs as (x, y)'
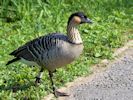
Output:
(67, 20), (82, 44)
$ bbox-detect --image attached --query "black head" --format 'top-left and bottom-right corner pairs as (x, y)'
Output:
(68, 12), (92, 24)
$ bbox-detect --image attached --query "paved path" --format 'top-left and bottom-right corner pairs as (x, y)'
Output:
(58, 47), (133, 100)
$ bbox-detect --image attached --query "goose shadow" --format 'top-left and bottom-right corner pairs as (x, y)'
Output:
(0, 80), (35, 92)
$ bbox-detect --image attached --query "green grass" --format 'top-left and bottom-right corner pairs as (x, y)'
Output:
(0, 0), (133, 99)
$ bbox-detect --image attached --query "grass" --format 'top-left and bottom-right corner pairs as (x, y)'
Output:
(0, 0), (133, 99)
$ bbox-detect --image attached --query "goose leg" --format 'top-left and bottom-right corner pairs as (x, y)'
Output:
(49, 71), (56, 94)
(49, 71), (69, 97)
(35, 68), (43, 85)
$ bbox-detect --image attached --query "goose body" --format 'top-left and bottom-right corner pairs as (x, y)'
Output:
(10, 33), (83, 72)
(6, 12), (92, 97)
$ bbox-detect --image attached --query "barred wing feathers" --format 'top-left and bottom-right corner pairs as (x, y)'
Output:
(7, 33), (68, 65)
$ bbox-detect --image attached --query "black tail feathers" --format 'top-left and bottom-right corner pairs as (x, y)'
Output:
(6, 58), (20, 65)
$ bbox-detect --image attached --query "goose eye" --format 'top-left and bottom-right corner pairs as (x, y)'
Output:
(84, 16), (87, 18)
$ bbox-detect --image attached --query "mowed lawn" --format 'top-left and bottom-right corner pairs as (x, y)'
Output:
(0, 0), (133, 99)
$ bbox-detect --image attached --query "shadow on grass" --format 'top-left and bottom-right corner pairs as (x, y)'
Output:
(0, 81), (35, 92)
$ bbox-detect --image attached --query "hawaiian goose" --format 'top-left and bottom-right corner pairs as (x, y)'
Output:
(6, 12), (92, 97)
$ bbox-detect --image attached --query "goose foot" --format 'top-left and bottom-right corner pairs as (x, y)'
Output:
(54, 90), (69, 97)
